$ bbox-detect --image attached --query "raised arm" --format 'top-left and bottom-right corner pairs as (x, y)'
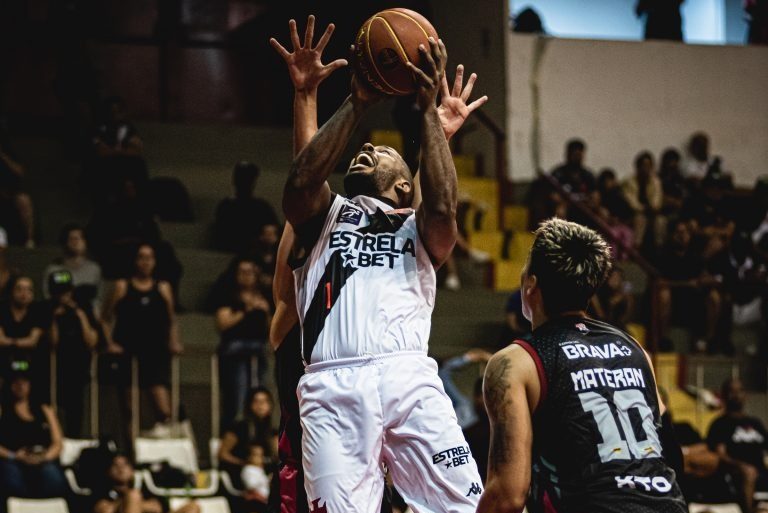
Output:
(411, 64), (488, 209)
(283, 69), (380, 228)
(408, 39), (456, 266)
(269, 15), (346, 348)
(477, 345), (540, 513)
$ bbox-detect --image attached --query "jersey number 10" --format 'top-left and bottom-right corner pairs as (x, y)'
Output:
(579, 389), (663, 463)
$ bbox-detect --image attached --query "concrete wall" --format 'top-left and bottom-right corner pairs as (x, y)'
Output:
(506, 34), (768, 185)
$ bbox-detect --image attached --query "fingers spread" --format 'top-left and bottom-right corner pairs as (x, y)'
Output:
(304, 15), (316, 48)
(406, 62), (434, 88)
(452, 64), (464, 97)
(440, 74), (451, 99)
(269, 38), (290, 59)
(324, 58), (348, 73)
(461, 73), (477, 102)
(467, 95), (489, 112)
(289, 19), (301, 50)
(315, 23), (335, 52)
(419, 43), (438, 81)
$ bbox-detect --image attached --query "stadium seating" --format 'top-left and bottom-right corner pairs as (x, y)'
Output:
(7, 498), (69, 513)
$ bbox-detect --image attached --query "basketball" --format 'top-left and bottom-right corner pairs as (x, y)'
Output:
(353, 8), (440, 96)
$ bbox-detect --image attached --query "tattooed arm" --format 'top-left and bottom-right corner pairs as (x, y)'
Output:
(476, 345), (541, 513)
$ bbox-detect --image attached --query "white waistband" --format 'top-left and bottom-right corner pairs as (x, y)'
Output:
(304, 350), (428, 373)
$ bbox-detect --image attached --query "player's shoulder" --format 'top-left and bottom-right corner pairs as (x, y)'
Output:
(487, 343), (539, 383)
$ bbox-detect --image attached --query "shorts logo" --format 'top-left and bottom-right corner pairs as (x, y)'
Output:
(466, 482), (482, 497)
(336, 204), (363, 225)
(432, 445), (471, 468)
(310, 498), (327, 513)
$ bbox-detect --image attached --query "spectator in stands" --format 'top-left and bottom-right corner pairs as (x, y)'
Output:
(218, 387), (277, 488)
(683, 131), (717, 181)
(635, 0), (684, 41)
(656, 219), (724, 352)
(213, 162), (279, 254)
(101, 243), (182, 436)
(92, 454), (200, 513)
(500, 289), (531, 345)
(665, 393), (734, 506)
(253, 223), (280, 291)
(0, 368), (67, 500)
(659, 148), (687, 218)
(597, 168), (633, 222)
(0, 125), (35, 247)
(623, 151), (664, 249)
(85, 97), (148, 205)
(590, 267), (634, 330)
(708, 378), (768, 513)
(681, 173), (735, 260)
(46, 269), (99, 438)
(438, 349), (491, 482)
(92, 97), (143, 158)
(214, 257), (272, 428)
(746, 0), (768, 45)
(44, 223), (103, 311)
(550, 138), (598, 206)
(87, 177), (184, 307)
(513, 7), (546, 33)
(0, 276), (46, 389)
(241, 444), (270, 506)
(0, 228), (20, 300)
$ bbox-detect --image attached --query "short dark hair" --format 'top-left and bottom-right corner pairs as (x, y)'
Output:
(527, 218), (612, 315)
(234, 161), (260, 183)
(566, 138), (586, 155)
(58, 222), (83, 248)
(634, 151), (654, 170)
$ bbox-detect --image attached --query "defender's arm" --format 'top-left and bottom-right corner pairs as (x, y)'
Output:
(477, 345), (540, 513)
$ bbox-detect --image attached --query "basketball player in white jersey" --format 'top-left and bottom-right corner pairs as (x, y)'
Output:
(281, 34), (488, 513)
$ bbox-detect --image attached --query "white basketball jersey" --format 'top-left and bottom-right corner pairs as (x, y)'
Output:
(293, 194), (436, 364)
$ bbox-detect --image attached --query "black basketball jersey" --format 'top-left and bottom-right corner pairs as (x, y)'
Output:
(517, 316), (686, 513)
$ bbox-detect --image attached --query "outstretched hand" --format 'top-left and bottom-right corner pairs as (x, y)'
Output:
(269, 15), (347, 93)
(438, 65), (488, 140)
(407, 37), (447, 111)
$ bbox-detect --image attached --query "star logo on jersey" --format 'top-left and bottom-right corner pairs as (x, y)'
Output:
(309, 498), (327, 513)
(575, 323), (589, 333)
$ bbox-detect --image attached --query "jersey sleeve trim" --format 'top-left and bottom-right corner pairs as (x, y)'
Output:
(513, 338), (548, 409)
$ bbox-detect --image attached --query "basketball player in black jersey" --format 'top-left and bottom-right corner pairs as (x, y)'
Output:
(478, 218), (686, 513)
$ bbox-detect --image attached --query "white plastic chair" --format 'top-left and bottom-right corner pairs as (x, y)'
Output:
(60, 438), (100, 467)
(7, 498), (69, 513)
(169, 497), (231, 513)
(209, 438), (221, 469)
(135, 437), (199, 474)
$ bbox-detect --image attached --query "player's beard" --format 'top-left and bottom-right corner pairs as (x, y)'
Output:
(343, 169), (394, 199)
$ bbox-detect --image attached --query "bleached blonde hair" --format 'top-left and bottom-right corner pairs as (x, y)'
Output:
(527, 218), (612, 314)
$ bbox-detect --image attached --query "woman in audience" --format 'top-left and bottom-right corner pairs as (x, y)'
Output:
(0, 368), (67, 499)
(93, 453), (199, 513)
(218, 387), (277, 488)
(101, 243), (182, 436)
(214, 257), (272, 428)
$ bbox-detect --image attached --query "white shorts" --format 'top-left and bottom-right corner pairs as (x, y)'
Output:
(298, 351), (483, 513)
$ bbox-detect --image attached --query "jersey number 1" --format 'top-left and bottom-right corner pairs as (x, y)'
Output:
(578, 389), (662, 463)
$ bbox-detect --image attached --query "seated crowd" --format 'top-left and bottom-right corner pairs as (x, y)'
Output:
(529, 131), (768, 356)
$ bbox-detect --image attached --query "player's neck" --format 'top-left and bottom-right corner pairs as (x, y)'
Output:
(531, 309), (588, 331)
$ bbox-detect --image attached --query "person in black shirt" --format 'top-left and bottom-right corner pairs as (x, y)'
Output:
(707, 378), (768, 513)
(93, 454), (199, 513)
(101, 243), (181, 436)
(0, 276), (46, 390)
(46, 269), (99, 438)
(656, 219), (724, 352)
(213, 162), (279, 254)
(214, 257), (272, 428)
(479, 218), (685, 513)
(550, 138), (598, 205)
(218, 387), (277, 489)
(0, 370), (66, 500)
(659, 148), (687, 218)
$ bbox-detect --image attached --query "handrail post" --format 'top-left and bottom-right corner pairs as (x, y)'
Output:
(50, 349), (57, 412)
(211, 354), (219, 440)
(131, 356), (140, 443)
(91, 352), (99, 438)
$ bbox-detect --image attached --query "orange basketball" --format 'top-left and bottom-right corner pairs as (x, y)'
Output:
(353, 8), (440, 96)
